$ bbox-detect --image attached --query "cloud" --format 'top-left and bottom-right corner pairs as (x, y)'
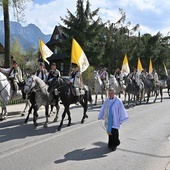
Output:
(0, 0), (170, 36)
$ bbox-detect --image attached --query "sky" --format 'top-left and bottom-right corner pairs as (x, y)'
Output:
(1, 0), (170, 36)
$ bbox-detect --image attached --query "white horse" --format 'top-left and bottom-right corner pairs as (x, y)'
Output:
(0, 72), (22, 120)
(24, 75), (59, 127)
(93, 70), (108, 105)
(109, 74), (126, 98)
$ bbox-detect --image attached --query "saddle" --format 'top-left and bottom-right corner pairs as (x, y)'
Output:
(69, 84), (84, 96)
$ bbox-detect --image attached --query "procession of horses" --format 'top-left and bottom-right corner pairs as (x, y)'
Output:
(0, 69), (169, 131)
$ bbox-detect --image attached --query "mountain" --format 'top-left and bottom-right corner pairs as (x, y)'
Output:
(0, 21), (51, 52)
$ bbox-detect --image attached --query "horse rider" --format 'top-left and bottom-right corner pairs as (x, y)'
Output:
(140, 69), (148, 78)
(68, 63), (83, 104)
(35, 62), (48, 82)
(150, 69), (159, 89)
(152, 69), (158, 82)
(46, 62), (61, 83)
(114, 68), (122, 87)
(129, 68), (140, 89)
(0, 60), (24, 94)
(100, 67), (109, 90)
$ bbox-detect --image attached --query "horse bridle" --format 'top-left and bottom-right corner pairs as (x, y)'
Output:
(24, 77), (35, 93)
(25, 77), (47, 94)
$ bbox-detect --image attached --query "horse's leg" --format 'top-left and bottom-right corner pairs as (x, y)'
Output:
(21, 99), (30, 116)
(0, 104), (6, 121)
(136, 94), (139, 105)
(153, 89), (158, 103)
(124, 91), (127, 105)
(49, 105), (54, 115)
(160, 88), (163, 102)
(53, 104), (60, 122)
(80, 97), (88, 124)
(1, 103), (7, 120)
(101, 94), (104, 104)
(33, 105), (38, 127)
(139, 90), (143, 105)
(146, 91), (150, 103)
(128, 93), (130, 106)
(24, 104), (33, 124)
(58, 107), (68, 131)
(44, 104), (49, 127)
(94, 94), (97, 105)
(67, 109), (72, 126)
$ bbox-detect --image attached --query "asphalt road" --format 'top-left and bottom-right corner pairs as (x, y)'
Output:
(0, 92), (170, 170)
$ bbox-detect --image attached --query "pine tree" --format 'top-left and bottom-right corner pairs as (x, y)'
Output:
(60, 0), (105, 65)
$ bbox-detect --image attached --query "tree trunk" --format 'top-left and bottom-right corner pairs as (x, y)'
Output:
(3, 0), (10, 68)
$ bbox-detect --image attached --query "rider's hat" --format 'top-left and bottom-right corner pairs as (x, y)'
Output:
(12, 60), (17, 64)
(72, 63), (79, 68)
(51, 62), (56, 66)
(39, 62), (45, 66)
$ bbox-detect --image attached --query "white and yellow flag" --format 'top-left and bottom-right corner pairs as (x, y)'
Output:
(149, 58), (153, 74)
(39, 38), (53, 65)
(137, 57), (143, 74)
(71, 38), (89, 73)
(121, 54), (130, 76)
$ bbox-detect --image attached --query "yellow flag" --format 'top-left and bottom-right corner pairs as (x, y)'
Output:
(71, 38), (89, 73)
(39, 38), (53, 65)
(149, 58), (153, 74)
(137, 57), (143, 74)
(163, 62), (168, 76)
(121, 54), (130, 76)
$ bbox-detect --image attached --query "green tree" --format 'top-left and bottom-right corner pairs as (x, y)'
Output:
(60, 0), (105, 66)
(103, 9), (139, 73)
(0, 0), (32, 67)
(10, 38), (24, 66)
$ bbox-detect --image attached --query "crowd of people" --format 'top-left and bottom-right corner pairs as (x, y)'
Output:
(0, 58), (163, 153)
(0, 60), (84, 104)
(0, 58), (160, 100)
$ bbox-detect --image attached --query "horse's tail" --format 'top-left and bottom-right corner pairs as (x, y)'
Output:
(88, 88), (93, 104)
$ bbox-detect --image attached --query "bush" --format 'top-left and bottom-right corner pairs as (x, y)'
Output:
(82, 66), (94, 90)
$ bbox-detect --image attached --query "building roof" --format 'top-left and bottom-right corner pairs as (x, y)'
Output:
(48, 53), (68, 61)
(38, 53), (69, 62)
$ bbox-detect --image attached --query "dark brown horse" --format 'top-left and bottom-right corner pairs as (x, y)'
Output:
(49, 77), (93, 131)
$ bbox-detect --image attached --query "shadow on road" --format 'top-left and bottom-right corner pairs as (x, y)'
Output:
(54, 142), (110, 164)
(0, 116), (57, 143)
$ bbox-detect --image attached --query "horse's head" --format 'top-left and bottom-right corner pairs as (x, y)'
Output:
(49, 77), (64, 94)
(94, 70), (103, 85)
(94, 70), (99, 80)
(109, 74), (116, 85)
(124, 75), (132, 85)
(24, 75), (36, 94)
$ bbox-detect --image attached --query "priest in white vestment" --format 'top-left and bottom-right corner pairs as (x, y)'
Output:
(98, 88), (128, 151)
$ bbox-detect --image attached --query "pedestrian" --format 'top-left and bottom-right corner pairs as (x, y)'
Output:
(98, 87), (128, 151)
